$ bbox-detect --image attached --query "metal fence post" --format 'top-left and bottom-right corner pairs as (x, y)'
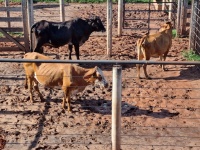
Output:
(112, 65), (122, 150)
(189, 0), (195, 50)
(107, 0), (112, 57)
(59, 0), (65, 22)
(27, 0), (34, 52)
(118, 0), (123, 36)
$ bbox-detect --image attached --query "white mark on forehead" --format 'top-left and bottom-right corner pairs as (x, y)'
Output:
(96, 67), (104, 77)
(95, 67), (108, 88)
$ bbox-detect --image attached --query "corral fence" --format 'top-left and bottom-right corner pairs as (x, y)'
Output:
(0, 58), (200, 149)
(189, 0), (200, 54)
(122, 0), (177, 32)
(0, 0), (29, 52)
(0, 0), (67, 52)
(118, 0), (193, 36)
(1, 0), (199, 54)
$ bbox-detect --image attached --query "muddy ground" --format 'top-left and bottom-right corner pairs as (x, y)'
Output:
(0, 2), (200, 150)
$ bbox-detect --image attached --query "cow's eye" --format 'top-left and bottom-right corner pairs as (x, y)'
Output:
(98, 76), (102, 81)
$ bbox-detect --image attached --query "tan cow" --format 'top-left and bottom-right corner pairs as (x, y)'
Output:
(23, 52), (108, 112)
(136, 22), (173, 79)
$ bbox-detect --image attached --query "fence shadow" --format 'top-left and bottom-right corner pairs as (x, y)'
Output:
(28, 101), (50, 150)
(164, 65), (200, 80)
(73, 99), (179, 118)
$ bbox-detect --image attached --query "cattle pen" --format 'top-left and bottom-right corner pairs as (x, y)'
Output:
(1, 0), (200, 150)
(0, 58), (200, 149)
(1, 0), (199, 54)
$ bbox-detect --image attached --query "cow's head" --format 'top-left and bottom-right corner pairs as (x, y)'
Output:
(83, 66), (108, 89)
(159, 22), (173, 32)
(88, 16), (106, 32)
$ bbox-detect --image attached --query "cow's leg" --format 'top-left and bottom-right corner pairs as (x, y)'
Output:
(137, 55), (143, 79)
(27, 77), (34, 103)
(68, 44), (73, 60)
(34, 38), (47, 53)
(162, 50), (169, 71)
(137, 64), (142, 79)
(74, 44), (80, 60)
(62, 87), (71, 112)
(143, 55), (151, 79)
(24, 75), (28, 89)
(159, 55), (163, 69)
(33, 79), (44, 102)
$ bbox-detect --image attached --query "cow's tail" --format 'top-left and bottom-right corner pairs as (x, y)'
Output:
(137, 36), (146, 60)
(30, 22), (38, 52)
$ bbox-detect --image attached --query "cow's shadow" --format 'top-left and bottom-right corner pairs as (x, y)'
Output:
(72, 98), (179, 118)
(164, 65), (200, 80)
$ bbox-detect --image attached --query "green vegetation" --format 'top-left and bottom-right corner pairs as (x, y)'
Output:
(172, 29), (177, 38)
(182, 50), (200, 61)
(0, 32), (23, 38)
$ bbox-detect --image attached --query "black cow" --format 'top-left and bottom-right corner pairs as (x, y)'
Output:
(30, 16), (106, 60)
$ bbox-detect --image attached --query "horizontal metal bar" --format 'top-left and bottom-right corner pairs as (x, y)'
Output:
(123, 27), (159, 30)
(124, 18), (165, 21)
(0, 59), (200, 65)
(0, 7), (21, 11)
(0, 17), (22, 22)
(124, 2), (176, 4)
(124, 9), (177, 13)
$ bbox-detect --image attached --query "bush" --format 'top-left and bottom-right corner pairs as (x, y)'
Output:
(182, 50), (200, 61)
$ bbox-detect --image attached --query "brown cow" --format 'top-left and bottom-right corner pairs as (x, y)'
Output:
(136, 22), (173, 79)
(23, 52), (108, 112)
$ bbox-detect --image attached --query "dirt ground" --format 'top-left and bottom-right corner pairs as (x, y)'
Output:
(0, 2), (200, 150)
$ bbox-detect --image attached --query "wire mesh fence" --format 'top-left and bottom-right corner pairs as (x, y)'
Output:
(0, 59), (200, 149)
(189, 0), (200, 54)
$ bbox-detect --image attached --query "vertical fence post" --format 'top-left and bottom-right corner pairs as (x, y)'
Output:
(5, 0), (11, 29)
(59, 0), (65, 22)
(168, 0), (172, 20)
(22, 0), (30, 52)
(179, 0), (188, 36)
(27, 0), (34, 52)
(112, 65), (122, 150)
(189, 0), (195, 50)
(118, 0), (123, 36)
(176, 0), (181, 37)
(162, 0), (166, 11)
(107, 0), (112, 57)
(27, 0), (34, 31)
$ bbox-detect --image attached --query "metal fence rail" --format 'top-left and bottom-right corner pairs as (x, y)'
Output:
(123, 0), (177, 33)
(0, 59), (200, 150)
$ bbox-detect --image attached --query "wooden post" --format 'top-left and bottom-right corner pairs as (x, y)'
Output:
(162, 0), (166, 11)
(176, 0), (181, 37)
(59, 0), (65, 22)
(180, 0), (188, 35)
(118, 0), (123, 36)
(168, 0), (173, 20)
(5, 0), (11, 29)
(112, 65), (122, 150)
(27, 0), (34, 52)
(189, 0), (195, 49)
(22, 0), (30, 52)
(27, 0), (34, 31)
(107, 0), (112, 57)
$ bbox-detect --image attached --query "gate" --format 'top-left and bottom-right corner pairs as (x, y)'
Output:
(0, 0), (29, 52)
(189, 0), (200, 54)
(122, 0), (177, 34)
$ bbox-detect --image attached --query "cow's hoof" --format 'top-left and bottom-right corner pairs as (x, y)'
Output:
(146, 77), (152, 80)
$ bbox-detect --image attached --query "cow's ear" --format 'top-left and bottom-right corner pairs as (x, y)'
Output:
(83, 68), (96, 81)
